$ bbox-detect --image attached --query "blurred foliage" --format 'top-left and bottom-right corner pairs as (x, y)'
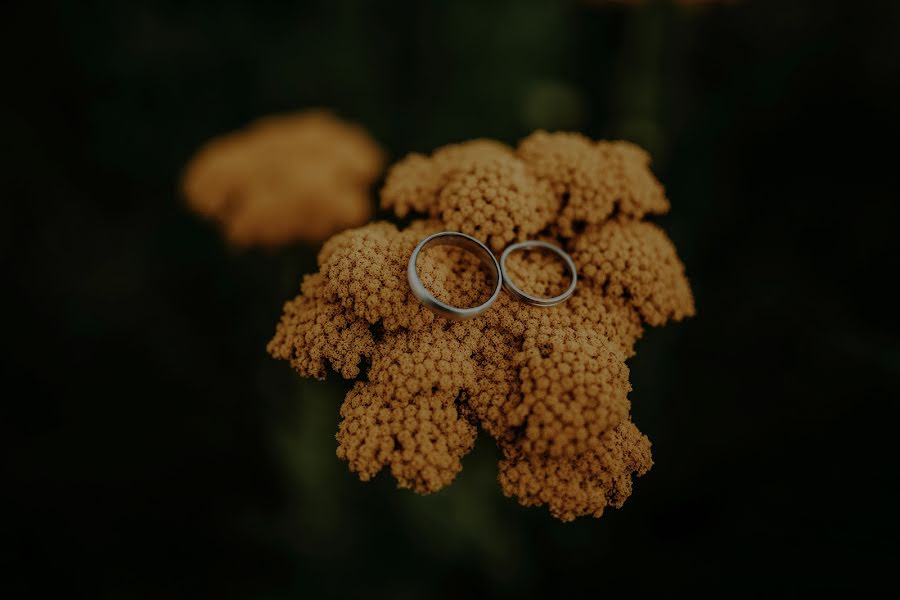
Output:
(5, 0), (900, 597)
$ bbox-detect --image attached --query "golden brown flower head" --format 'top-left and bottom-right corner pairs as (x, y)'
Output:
(572, 219), (695, 326)
(382, 140), (558, 252)
(510, 328), (631, 458)
(267, 272), (375, 379)
(268, 131), (694, 521)
(337, 382), (477, 494)
(498, 420), (653, 522)
(182, 111), (385, 247)
(518, 132), (669, 236)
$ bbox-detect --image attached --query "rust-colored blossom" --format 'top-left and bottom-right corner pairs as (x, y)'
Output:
(268, 131), (695, 520)
(183, 111), (384, 247)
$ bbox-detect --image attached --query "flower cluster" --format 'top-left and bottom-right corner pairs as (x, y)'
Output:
(268, 131), (694, 520)
(182, 111), (384, 247)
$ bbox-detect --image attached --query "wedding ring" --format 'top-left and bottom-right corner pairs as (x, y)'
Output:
(499, 240), (577, 307)
(407, 231), (502, 320)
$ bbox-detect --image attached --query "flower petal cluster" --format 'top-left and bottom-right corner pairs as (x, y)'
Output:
(183, 111), (384, 247)
(268, 131), (694, 520)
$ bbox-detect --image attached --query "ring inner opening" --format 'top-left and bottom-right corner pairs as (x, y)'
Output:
(418, 244), (495, 309)
(504, 246), (572, 299)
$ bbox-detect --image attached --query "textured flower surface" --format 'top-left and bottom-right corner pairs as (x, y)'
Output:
(268, 131), (695, 521)
(182, 111), (384, 247)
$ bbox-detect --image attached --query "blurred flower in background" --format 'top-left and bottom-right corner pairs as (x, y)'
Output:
(182, 111), (385, 248)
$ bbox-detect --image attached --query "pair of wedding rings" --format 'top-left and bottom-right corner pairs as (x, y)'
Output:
(407, 231), (578, 320)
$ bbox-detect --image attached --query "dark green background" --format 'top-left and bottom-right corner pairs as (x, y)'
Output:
(6, 0), (899, 596)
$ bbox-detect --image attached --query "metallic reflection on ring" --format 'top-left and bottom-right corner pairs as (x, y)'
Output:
(407, 231), (502, 320)
(499, 240), (577, 307)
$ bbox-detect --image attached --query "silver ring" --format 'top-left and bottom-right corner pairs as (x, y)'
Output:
(500, 240), (577, 307)
(408, 232), (502, 320)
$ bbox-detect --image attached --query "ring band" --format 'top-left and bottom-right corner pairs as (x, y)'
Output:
(407, 231), (503, 320)
(499, 240), (577, 307)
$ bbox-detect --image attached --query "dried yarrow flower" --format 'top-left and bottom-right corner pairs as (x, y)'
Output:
(182, 111), (384, 247)
(268, 131), (695, 521)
